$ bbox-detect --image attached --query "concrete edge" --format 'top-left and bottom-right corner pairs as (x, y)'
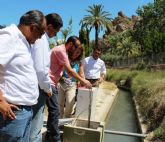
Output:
(133, 96), (149, 142)
(95, 88), (119, 122)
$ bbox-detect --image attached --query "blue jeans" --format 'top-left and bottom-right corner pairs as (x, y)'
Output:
(29, 88), (47, 142)
(0, 106), (32, 142)
(46, 85), (61, 142)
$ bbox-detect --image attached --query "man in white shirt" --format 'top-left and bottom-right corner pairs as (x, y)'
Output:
(0, 10), (46, 142)
(82, 48), (106, 86)
(30, 13), (63, 142)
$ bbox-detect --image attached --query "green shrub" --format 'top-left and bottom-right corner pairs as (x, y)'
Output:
(106, 69), (165, 139)
(154, 126), (165, 140)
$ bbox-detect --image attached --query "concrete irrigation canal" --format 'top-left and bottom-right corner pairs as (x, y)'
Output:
(42, 81), (146, 142)
(104, 89), (144, 142)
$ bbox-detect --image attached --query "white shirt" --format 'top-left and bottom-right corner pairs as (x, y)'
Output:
(82, 56), (106, 79)
(31, 33), (52, 93)
(0, 24), (39, 105)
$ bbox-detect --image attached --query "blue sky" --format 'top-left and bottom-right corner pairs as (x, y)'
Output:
(0, 0), (153, 40)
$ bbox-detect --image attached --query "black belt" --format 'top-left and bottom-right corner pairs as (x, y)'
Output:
(86, 78), (99, 84)
(16, 105), (32, 110)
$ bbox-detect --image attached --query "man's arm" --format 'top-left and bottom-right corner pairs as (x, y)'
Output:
(99, 61), (106, 83)
(99, 73), (105, 83)
(31, 36), (52, 97)
(0, 90), (19, 120)
(64, 63), (92, 88)
(77, 63), (85, 86)
(78, 63), (85, 78)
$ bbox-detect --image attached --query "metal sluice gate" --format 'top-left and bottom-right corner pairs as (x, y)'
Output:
(59, 118), (147, 138)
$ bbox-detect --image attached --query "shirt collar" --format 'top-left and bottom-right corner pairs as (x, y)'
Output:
(91, 56), (99, 61)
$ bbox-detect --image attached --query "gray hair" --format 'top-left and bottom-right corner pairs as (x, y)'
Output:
(19, 10), (45, 28)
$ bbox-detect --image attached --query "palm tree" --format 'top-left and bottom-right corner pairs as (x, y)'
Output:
(81, 4), (111, 48)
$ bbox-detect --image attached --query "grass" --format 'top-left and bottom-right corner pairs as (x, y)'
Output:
(106, 69), (165, 142)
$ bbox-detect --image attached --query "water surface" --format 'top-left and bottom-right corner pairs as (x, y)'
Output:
(104, 90), (141, 142)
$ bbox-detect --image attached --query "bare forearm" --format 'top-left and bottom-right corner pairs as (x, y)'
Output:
(0, 90), (5, 101)
(99, 74), (105, 82)
(64, 64), (92, 88)
(79, 65), (85, 78)
(68, 69), (85, 83)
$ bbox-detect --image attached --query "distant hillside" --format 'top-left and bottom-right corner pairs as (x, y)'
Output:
(105, 11), (139, 35)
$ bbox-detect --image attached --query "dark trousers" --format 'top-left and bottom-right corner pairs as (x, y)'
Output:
(46, 85), (61, 142)
(86, 78), (99, 87)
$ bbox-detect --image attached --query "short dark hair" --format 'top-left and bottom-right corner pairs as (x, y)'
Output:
(66, 36), (79, 46)
(93, 47), (102, 52)
(0, 25), (5, 29)
(46, 13), (63, 29)
(19, 10), (45, 28)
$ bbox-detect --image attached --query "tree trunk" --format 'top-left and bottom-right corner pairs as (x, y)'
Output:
(95, 25), (99, 48)
(86, 28), (90, 56)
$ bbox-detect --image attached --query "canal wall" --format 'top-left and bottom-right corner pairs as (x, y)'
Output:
(95, 81), (119, 122)
(133, 97), (149, 142)
(42, 81), (119, 140)
(117, 85), (149, 142)
(42, 81), (119, 138)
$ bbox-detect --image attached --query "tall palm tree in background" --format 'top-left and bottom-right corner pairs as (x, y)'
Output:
(81, 4), (111, 48)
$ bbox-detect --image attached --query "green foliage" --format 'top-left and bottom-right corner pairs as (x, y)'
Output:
(60, 17), (72, 43)
(79, 28), (88, 45)
(134, 0), (165, 54)
(154, 126), (165, 140)
(130, 61), (152, 71)
(100, 0), (165, 65)
(131, 71), (165, 132)
(106, 69), (137, 84)
(78, 1), (165, 66)
(103, 31), (141, 62)
(101, 53), (122, 67)
(82, 44), (93, 57)
(49, 43), (55, 49)
(106, 69), (165, 141)
(81, 4), (111, 47)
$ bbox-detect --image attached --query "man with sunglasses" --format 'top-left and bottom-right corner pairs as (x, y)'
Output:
(0, 10), (46, 142)
(46, 36), (92, 142)
(30, 13), (63, 142)
(82, 48), (106, 87)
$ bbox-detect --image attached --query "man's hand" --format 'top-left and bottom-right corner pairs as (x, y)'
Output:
(92, 78), (104, 87)
(47, 92), (52, 98)
(83, 79), (92, 89)
(0, 100), (19, 120)
(92, 81), (100, 87)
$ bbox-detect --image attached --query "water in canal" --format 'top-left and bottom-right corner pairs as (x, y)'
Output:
(104, 89), (141, 142)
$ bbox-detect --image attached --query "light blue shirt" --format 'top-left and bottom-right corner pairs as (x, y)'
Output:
(63, 62), (79, 82)
(31, 33), (52, 94)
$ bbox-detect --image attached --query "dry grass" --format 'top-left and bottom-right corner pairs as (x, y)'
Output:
(106, 69), (165, 141)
